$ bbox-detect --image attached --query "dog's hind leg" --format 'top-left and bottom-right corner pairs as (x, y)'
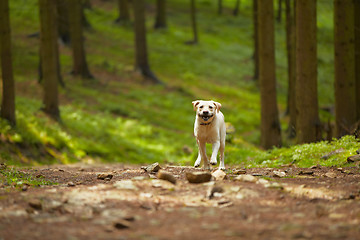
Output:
(219, 143), (225, 170)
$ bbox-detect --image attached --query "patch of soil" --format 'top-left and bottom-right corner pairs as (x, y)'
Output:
(1, 164), (360, 240)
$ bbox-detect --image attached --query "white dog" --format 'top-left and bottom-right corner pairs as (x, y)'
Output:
(192, 100), (226, 170)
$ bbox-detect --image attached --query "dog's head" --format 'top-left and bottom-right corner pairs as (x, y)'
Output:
(192, 100), (222, 123)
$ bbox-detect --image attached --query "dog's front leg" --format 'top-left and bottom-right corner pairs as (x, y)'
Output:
(210, 141), (220, 166)
(198, 140), (209, 170)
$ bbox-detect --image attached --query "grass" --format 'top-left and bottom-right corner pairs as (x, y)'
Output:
(0, 0), (359, 169)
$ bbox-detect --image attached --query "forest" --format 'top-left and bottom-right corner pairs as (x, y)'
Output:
(1, 1), (360, 239)
(0, 0), (359, 167)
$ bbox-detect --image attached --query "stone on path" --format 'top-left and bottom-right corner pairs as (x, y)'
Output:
(157, 170), (177, 184)
(186, 172), (212, 184)
(141, 162), (161, 173)
(347, 154), (360, 163)
(234, 174), (257, 183)
(97, 173), (113, 180)
(212, 169), (227, 181)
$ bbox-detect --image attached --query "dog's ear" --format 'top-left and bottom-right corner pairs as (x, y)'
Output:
(192, 100), (200, 111)
(213, 101), (222, 113)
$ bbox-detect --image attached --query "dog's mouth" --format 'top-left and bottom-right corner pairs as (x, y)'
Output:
(199, 114), (213, 122)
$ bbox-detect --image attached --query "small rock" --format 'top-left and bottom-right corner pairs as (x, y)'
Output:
(212, 169), (227, 181)
(257, 178), (269, 185)
(97, 173), (114, 180)
(232, 169), (246, 175)
(298, 170), (314, 175)
(67, 182), (76, 187)
(265, 182), (284, 190)
(157, 170), (177, 184)
(22, 184), (29, 191)
(347, 154), (360, 163)
(234, 174), (257, 183)
(273, 170), (286, 178)
(114, 220), (131, 230)
(113, 180), (138, 190)
(28, 199), (42, 210)
(141, 162), (161, 173)
(207, 185), (224, 199)
(186, 172), (212, 184)
(324, 171), (337, 178)
(252, 173), (263, 177)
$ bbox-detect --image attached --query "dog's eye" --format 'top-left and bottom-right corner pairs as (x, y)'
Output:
(199, 106), (203, 109)
(209, 106), (213, 109)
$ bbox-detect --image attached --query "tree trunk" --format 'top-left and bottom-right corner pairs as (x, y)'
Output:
(0, 0), (15, 125)
(253, 0), (259, 80)
(285, 0), (296, 138)
(154, 0), (167, 29)
(189, 0), (198, 44)
(258, 0), (282, 149)
(295, 0), (320, 143)
(116, 0), (130, 24)
(276, 0), (283, 23)
(67, 0), (92, 79)
(355, 0), (360, 121)
(56, 0), (70, 45)
(233, 0), (240, 16)
(133, 0), (161, 84)
(218, 0), (223, 15)
(39, 0), (60, 120)
(334, 0), (356, 137)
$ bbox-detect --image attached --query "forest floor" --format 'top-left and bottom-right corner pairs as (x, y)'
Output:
(1, 164), (360, 240)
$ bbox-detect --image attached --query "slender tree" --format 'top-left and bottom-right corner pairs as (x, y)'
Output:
(154, 0), (167, 29)
(285, 0), (296, 138)
(258, 0), (282, 149)
(133, 0), (161, 84)
(67, 0), (92, 79)
(188, 0), (198, 44)
(56, 0), (70, 45)
(0, 0), (15, 125)
(276, 0), (283, 23)
(115, 0), (130, 24)
(355, 0), (360, 121)
(295, 0), (320, 143)
(252, 0), (259, 80)
(39, 0), (60, 120)
(334, 0), (356, 137)
(233, 0), (240, 16)
(218, 0), (223, 15)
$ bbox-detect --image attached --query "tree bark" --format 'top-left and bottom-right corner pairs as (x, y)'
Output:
(133, 0), (161, 84)
(154, 0), (167, 29)
(67, 0), (92, 79)
(285, 0), (296, 138)
(218, 0), (223, 15)
(39, 0), (60, 120)
(189, 0), (198, 44)
(0, 0), (15, 125)
(56, 0), (70, 45)
(334, 0), (356, 137)
(233, 0), (240, 16)
(295, 0), (320, 143)
(355, 0), (360, 121)
(258, 0), (282, 149)
(116, 0), (130, 24)
(253, 0), (259, 80)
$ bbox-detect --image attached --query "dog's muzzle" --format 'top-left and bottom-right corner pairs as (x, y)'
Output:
(199, 113), (213, 122)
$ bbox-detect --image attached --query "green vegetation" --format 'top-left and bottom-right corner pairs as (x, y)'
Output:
(0, 165), (56, 188)
(0, 0), (358, 168)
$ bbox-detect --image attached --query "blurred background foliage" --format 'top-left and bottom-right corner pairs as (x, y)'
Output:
(0, 0), (358, 168)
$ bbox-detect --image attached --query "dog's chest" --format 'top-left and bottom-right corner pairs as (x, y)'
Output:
(195, 125), (219, 143)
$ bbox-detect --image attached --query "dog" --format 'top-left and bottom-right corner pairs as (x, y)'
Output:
(192, 100), (226, 170)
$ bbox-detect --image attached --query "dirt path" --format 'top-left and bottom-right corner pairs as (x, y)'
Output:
(0, 164), (359, 240)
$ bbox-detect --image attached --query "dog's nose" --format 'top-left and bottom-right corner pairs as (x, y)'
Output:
(203, 111), (209, 115)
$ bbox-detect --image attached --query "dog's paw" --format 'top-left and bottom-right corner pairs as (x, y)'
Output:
(210, 159), (217, 165)
(194, 159), (201, 168)
(219, 165), (225, 170)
